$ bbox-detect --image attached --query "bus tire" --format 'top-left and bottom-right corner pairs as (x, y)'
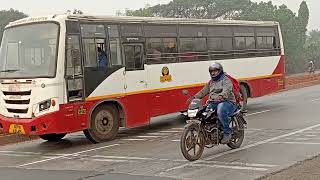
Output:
(39, 133), (66, 142)
(240, 85), (248, 110)
(84, 104), (119, 143)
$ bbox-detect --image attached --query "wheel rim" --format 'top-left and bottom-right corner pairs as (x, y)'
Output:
(94, 109), (114, 135)
(185, 128), (203, 157)
(230, 120), (243, 144)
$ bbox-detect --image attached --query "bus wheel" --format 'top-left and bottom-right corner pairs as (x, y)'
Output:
(240, 85), (248, 110)
(84, 105), (119, 143)
(39, 133), (66, 142)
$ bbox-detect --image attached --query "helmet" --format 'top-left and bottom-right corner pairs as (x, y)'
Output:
(209, 62), (223, 78)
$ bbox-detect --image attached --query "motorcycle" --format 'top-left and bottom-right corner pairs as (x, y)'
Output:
(180, 98), (247, 161)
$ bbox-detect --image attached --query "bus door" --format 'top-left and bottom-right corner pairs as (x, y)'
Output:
(66, 35), (85, 102)
(64, 35), (87, 131)
(122, 43), (149, 127)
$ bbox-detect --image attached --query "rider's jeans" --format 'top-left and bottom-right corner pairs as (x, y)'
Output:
(207, 101), (237, 136)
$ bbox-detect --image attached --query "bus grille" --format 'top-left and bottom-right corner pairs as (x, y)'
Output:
(7, 108), (28, 114)
(2, 90), (31, 115)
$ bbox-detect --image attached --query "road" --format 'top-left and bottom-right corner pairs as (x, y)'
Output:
(1, 85), (320, 180)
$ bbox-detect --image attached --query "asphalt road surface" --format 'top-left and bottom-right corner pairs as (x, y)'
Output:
(1, 85), (320, 180)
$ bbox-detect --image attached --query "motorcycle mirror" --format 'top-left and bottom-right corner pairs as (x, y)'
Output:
(182, 90), (189, 95)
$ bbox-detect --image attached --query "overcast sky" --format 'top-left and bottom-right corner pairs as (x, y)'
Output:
(1, 0), (318, 30)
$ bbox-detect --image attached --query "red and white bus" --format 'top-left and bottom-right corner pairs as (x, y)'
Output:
(0, 15), (284, 143)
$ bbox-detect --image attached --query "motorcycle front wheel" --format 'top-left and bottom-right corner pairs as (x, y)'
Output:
(180, 123), (205, 161)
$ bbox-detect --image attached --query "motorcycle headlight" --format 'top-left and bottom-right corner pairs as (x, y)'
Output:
(188, 109), (198, 118)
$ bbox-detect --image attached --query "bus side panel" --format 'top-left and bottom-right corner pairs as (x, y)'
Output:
(123, 93), (150, 128)
(148, 85), (205, 117)
(248, 55), (285, 98)
(59, 101), (93, 133)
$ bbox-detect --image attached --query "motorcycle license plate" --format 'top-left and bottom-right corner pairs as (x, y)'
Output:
(186, 119), (201, 124)
(9, 124), (25, 135)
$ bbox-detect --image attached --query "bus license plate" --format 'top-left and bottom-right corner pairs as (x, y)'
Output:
(9, 124), (25, 135)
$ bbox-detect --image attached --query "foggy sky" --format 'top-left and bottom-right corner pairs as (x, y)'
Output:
(0, 0), (318, 30)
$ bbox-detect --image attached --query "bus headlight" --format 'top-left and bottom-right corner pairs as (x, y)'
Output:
(39, 99), (51, 112)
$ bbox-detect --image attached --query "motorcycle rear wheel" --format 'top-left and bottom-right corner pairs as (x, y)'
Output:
(227, 116), (245, 149)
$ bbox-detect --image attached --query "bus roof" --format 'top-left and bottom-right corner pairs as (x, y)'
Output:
(7, 14), (279, 28)
(68, 15), (279, 26)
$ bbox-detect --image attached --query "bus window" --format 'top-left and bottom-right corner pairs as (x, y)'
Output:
(208, 37), (233, 51)
(82, 38), (108, 68)
(107, 25), (122, 66)
(256, 27), (280, 56)
(83, 39), (97, 67)
(234, 27), (256, 51)
(144, 25), (177, 37)
(66, 35), (82, 76)
(124, 44), (143, 71)
(109, 38), (121, 66)
(81, 24), (106, 38)
(120, 24), (143, 37)
(179, 37), (207, 62)
(163, 38), (177, 63)
(179, 25), (207, 37)
(6, 42), (19, 68)
(208, 26), (233, 37)
(146, 38), (177, 64)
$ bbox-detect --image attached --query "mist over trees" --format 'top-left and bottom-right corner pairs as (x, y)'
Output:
(0, 1), (318, 74)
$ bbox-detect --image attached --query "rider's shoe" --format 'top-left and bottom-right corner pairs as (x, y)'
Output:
(221, 134), (232, 144)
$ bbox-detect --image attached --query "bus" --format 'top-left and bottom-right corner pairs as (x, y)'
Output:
(0, 15), (284, 143)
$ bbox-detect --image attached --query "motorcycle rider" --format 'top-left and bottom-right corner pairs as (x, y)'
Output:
(192, 62), (237, 144)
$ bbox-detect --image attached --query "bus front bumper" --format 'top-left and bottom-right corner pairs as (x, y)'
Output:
(0, 111), (62, 136)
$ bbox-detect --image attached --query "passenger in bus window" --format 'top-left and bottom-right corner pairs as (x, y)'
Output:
(97, 47), (108, 68)
(151, 48), (162, 63)
(164, 40), (177, 62)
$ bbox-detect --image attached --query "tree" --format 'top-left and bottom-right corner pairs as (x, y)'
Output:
(304, 30), (320, 70)
(0, 9), (28, 44)
(238, 1), (309, 74)
(126, 0), (250, 19)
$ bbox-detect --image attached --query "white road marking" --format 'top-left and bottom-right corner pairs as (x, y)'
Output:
(303, 134), (317, 137)
(90, 155), (152, 160)
(163, 123), (320, 173)
(79, 158), (128, 163)
(136, 136), (161, 138)
(269, 142), (320, 145)
(0, 153), (32, 157)
(311, 98), (320, 102)
(190, 164), (268, 171)
(285, 138), (310, 141)
(246, 128), (262, 131)
(247, 110), (271, 116)
(160, 130), (181, 133)
(16, 144), (119, 167)
(171, 128), (184, 130)
(146, 133), (170, 136)
(208, 161), (277, 168)
(0, 151), (42, 155)
(171, 140), (180, 142)
(121, 138), (147, 141)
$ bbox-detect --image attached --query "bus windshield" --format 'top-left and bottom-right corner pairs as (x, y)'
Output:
(0, 23), (59, 79)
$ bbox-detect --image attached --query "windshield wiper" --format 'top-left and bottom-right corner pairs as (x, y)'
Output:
(0, 69), (20, 73)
